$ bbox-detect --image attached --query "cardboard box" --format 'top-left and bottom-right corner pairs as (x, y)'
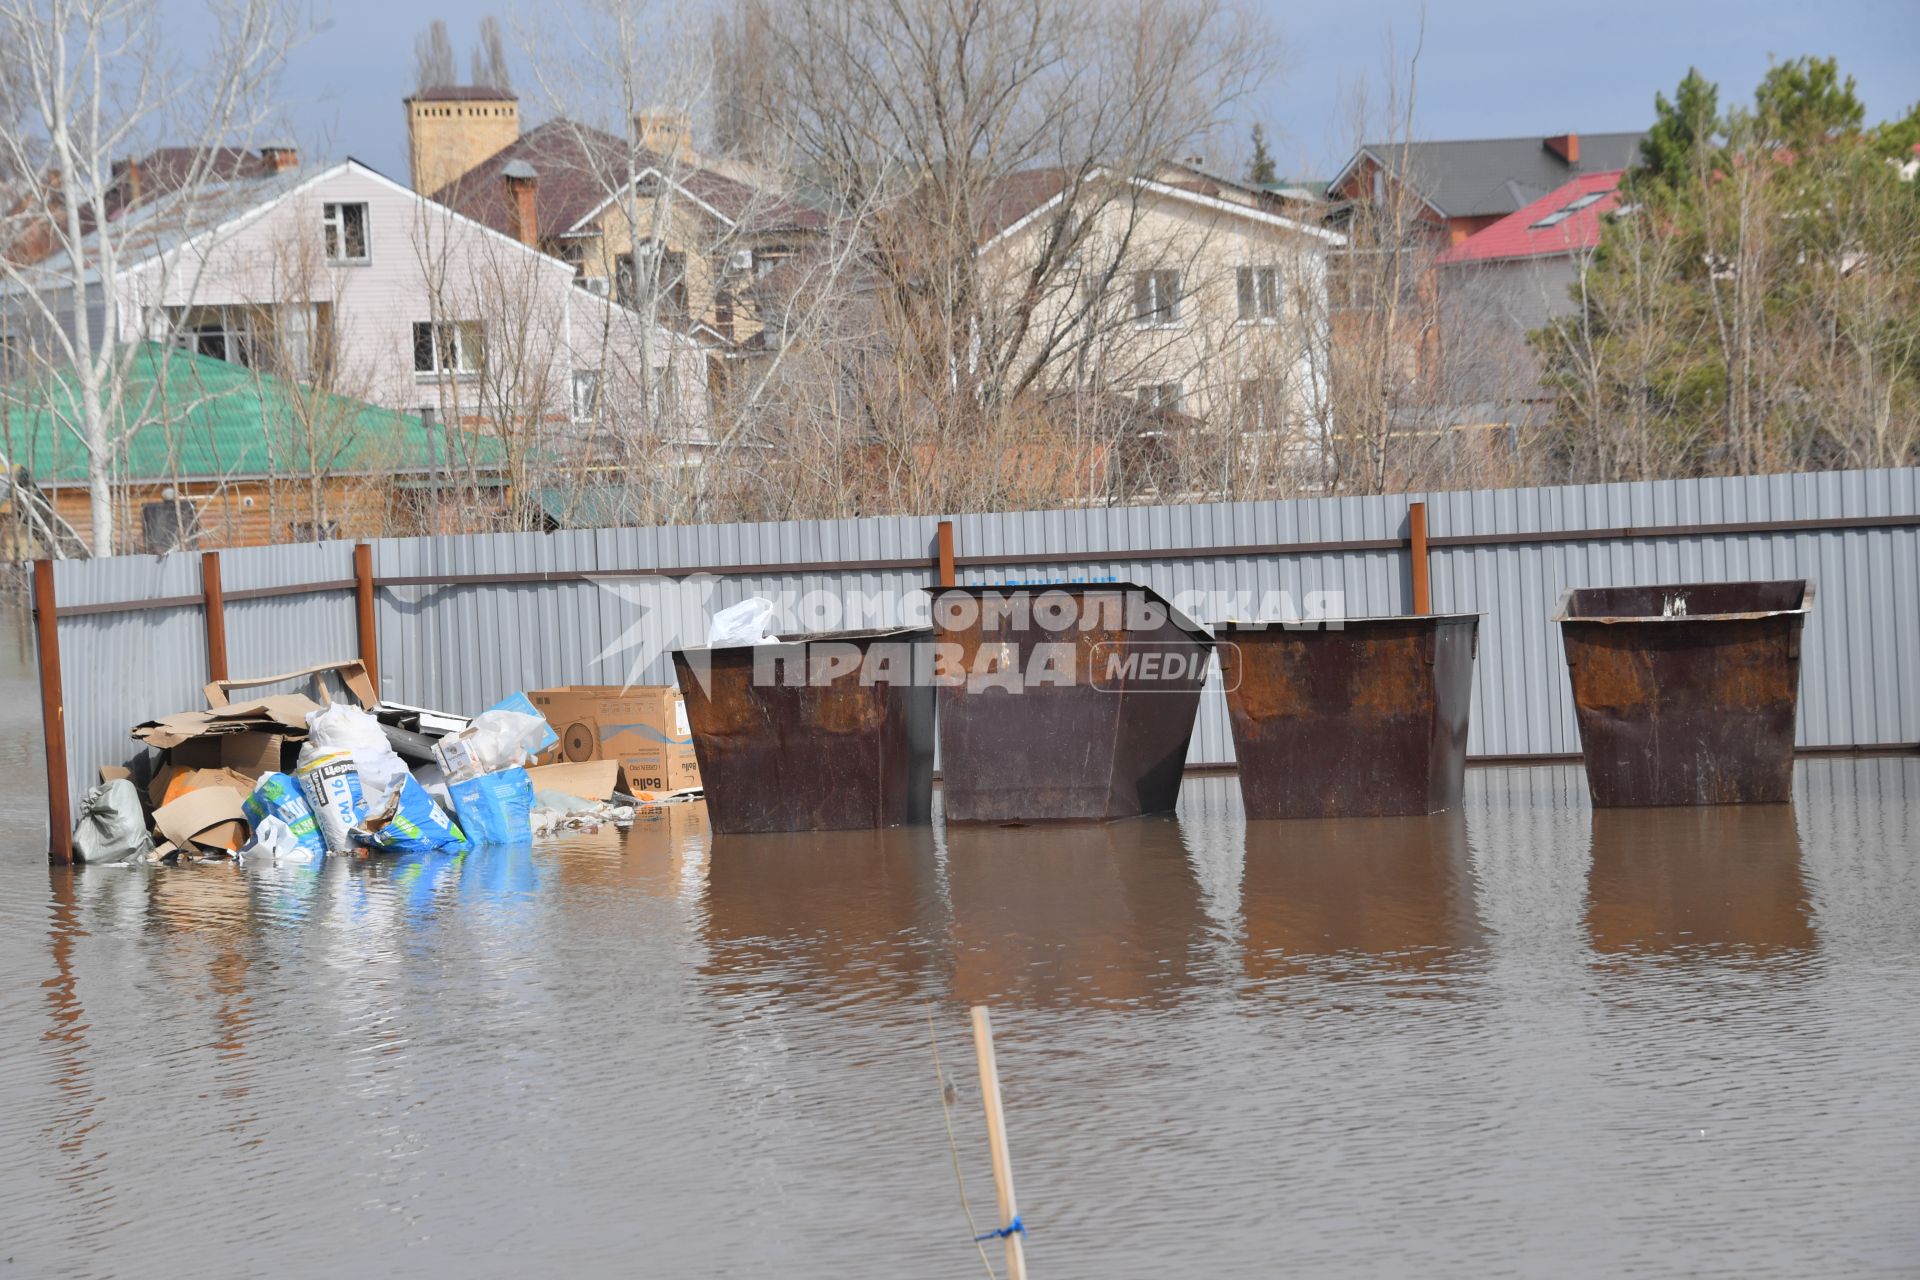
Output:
(529, 686), (700, 793)
(524, 760), (633, 803)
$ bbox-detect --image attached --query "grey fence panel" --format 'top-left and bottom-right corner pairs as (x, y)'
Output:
(221, 540), (359, 700)
(51, 552), (207, 793)
(38, 466), (1920, 819)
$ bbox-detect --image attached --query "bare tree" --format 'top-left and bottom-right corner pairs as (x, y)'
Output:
(415, 18), (457, 92)
(0, 0), (297, 555)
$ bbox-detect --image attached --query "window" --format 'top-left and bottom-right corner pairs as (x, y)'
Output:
(649, 363), (679, 420)
(412, 320), (484, 376)
(615, 241), (688, 313)
(1528, 191), (1606, 230)
(553, 238), (588, 279)
(167, 305), (255, 367)
(141, 500), (201, 554)
(0, 333), (19, 380)
(753, 245), (792, 278)
(1237, 378), (1287, 433)
(572, 369), (600, 421)
(1237, 266), (1281, 322)
(322, 202), (369, 262)
(1132, 270), (1181, 325)
(1136, 382), (1182, 413)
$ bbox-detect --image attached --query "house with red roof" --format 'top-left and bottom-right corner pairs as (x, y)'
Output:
(1433, 169), (1626, 403)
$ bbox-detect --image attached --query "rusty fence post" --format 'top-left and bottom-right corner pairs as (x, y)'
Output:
(200, 550), (228, 684)
(936, 519), (956, 589)
(353, 543), (379, 689)
(33, 559), (72, 864)
(1408, 500), (1431, 616)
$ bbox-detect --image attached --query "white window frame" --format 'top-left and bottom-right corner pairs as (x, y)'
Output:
(572, 368), (601, 422)
(412, 320), (484, 379)
(1237, 266), (1282, 323)
(322, 202), (370, 264)
(1133, 269), (1182, 328)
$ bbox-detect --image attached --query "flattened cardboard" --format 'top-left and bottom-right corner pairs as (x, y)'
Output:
(131, 695), (319, 750)
(204, 659), (376, 711)
(524, 761), (630, 803)
(529, 686), (700, 793)
(153, 786), (249, 851)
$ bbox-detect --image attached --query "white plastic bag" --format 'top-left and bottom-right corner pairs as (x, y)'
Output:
(304, 702), (408, 802)
(237, 815), (316, 865)
(708, 597), (781, 647)
(462, 709), (550, 775)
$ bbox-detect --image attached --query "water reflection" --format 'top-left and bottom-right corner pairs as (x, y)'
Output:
(1585, 805), (1815, 957)
(702, 826), (943, 1004)
(1239, 811), (1482, 982)
(942, 817), (1208, 1008)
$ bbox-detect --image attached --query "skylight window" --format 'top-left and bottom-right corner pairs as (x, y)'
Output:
(1529, 190), (1607, 229)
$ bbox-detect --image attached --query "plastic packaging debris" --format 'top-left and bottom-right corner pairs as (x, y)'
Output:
(707, 597), (781, 646)
(237, 815), (316, 865)
(449, 766), (534, 845)
(293, 751), (366, 853)
(72, 779), (154, 864)
(304, 701), (409, 802)
(531, 799), (637, 839)
(485, 692), (558, 756)
(242, 772), (328, 859)
(433, 707), (553, 783)
(351, 773), (467, 853)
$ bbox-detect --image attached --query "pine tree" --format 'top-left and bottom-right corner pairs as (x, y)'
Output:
(1247, 123), (1277, 186)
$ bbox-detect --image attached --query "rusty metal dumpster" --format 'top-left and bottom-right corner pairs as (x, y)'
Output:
(1554, 580), (1814, 807)
(672, 627), (934, 834)
(935, 583), (1212, 823)
(1217, 614), (1480, 819)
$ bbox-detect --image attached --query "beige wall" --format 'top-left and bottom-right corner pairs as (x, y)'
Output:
(980, 183), (1335, 440)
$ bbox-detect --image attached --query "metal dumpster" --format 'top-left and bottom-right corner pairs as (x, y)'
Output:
(1217, 614), (1479, 819)
(1554, 580), (1814, 807)
(672, 627), (934, 834)
(935, 583), (1213, 823)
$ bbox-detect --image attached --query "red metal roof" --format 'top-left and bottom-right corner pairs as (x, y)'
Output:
(1436, 169), (1624, 265)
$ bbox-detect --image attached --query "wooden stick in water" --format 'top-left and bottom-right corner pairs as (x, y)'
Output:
(970, 1005), (1028, 1280)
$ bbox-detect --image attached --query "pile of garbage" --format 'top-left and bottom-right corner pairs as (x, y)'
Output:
(71, 660), (679, 865)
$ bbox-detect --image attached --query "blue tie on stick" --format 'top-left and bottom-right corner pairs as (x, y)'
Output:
(975, 1215), (1025, 1242)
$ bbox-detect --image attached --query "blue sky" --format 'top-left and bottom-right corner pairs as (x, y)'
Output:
(265, 0), (1920, 186)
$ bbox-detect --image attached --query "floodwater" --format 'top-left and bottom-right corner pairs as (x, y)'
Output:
(1, 630), (1917, 1278)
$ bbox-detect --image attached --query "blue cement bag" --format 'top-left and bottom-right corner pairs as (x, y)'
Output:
(449, 767), (534, 846)
(243, 772), (329, 858)
(353, 773), (468, 853)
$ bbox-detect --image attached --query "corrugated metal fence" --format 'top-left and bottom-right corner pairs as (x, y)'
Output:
(35, 465), (1920, 842)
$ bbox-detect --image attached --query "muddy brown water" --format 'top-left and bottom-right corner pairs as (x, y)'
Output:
(0, 627), (1916, 1277)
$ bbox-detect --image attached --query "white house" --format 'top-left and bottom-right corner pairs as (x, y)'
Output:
(3, 156), (708, 457)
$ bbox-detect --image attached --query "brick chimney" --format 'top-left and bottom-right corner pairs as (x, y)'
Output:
(111, 158), (144, 207)
(1543, 133), (1580, 166)
(260, 144), (299, 173)
(503, 159), (539, 246)
(632, 109), (695, 165)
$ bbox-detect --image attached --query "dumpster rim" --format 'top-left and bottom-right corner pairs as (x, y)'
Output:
(1550, 579), (1815, 625)
(936, 580), (1212, 642)
(1212, 611), (1481, 631)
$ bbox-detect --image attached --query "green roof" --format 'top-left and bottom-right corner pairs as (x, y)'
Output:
(0, 342), (506, 486)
